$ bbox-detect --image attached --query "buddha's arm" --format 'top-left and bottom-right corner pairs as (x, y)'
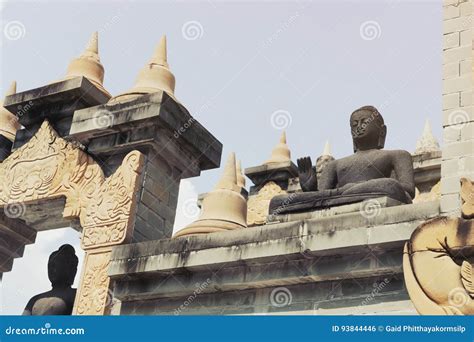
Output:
(298, 157), (318, 192)
(392, 150), (415, 198)
(318, 160), (338, 190)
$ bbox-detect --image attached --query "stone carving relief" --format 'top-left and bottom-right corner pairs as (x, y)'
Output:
(0, 120), (145, 249)
(404, 177), (474, 315)
(74, 250), (111, 315)
(247, 181), (285, 226)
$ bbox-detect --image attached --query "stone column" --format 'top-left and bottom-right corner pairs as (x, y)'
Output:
(441, 0), (473, 215)
(69, 91), (222, 241)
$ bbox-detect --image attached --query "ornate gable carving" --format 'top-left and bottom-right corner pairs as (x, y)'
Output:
(0, 120), (145, 249)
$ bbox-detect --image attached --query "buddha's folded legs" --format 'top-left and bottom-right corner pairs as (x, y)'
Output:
(341, 178), (412, 204)
(269, 178), (411, 215)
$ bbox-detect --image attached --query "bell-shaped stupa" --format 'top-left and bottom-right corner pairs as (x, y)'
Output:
(60, 32), (110, 96)
(264, 131), (291, 164)
(173, 152), (247, 238)
(110, 35), (176, 103)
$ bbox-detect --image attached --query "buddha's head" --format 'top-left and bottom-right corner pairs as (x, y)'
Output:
(350, 106), (386, 152)
(47, 244), (78, 288)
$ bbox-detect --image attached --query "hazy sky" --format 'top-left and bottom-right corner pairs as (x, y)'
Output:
(0, 0), (442, 314)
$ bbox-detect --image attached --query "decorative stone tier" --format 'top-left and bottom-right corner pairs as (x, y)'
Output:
(109, 201), (439, 315)
(245, 161), (298, 195)
(3, 77), (110, 149)
(0, 212), (37, 273)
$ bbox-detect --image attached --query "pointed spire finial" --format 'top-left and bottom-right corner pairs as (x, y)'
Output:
(322, 140), (332, 156)
(264, 131), (291, 164)
(150, 35), (169, 68)
(236, 159), (246, 188)
(215, 152), (239, 190)
(415, 119), (440, 154)
(85, 31), (99, 55)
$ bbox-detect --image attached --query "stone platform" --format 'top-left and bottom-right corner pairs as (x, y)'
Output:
(109, 200), (439, 315)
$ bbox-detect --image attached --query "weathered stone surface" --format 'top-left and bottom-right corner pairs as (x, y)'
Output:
(0, 212), (36, 273)
(0, 136), (13, 163)
(268, 197), (402, 223)
(245, 161), (298, 194)
(68, 90), (222, 241)
(440, 0), (473, 215)
(412, 151), (441, 193)
(69, 91), (221, 172)
(119, 269), (408, 315)
(109, 201), (439, 314)
(247, 181), (285, 226)
(3, 77), (110, 149)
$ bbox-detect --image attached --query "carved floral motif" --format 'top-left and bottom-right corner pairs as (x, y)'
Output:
(0, 120), (144, 249)
(247, 181), (285, 226)
(74, 250), (111, 315)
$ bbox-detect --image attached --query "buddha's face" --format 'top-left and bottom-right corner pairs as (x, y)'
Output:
(350, 108), (386, 151)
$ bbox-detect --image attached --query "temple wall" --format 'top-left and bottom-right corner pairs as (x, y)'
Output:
(441, 0), (473, 215)
(110, 201), (439, 315)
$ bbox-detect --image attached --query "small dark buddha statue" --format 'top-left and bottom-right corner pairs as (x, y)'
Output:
(23, 244), (78, 315)
(269, 106), (415, 214)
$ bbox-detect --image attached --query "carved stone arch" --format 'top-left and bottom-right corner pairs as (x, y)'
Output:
(0, 120), (145, 314)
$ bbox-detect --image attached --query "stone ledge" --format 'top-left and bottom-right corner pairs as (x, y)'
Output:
(109, 201), (440, 278)
(4, 77), (110, 126)
(68, 91), (222, 171)
(244, 161), (298, 192)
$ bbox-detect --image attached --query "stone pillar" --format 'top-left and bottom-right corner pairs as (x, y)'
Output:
(69, 91), (222, 241)
(441, 0), (473, 215)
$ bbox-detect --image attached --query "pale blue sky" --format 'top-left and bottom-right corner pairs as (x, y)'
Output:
(1, 0), (442, 314)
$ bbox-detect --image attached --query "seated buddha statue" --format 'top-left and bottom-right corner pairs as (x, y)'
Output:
(269, 106), (415, 215)
(23, 244), (78, 315)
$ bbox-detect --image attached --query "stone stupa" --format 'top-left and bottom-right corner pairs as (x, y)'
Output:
(173, 152), (247, 238)
(60, 31), (111, 97)
(264, 131), (291, 164)
(110, 35), (176, 103)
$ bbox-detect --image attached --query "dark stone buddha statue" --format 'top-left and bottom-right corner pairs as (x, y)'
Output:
(23, 244), (78, 315)
(269, 106), (415, 215)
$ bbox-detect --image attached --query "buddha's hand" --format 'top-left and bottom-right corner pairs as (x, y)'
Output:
(297, 156), (318, 192)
